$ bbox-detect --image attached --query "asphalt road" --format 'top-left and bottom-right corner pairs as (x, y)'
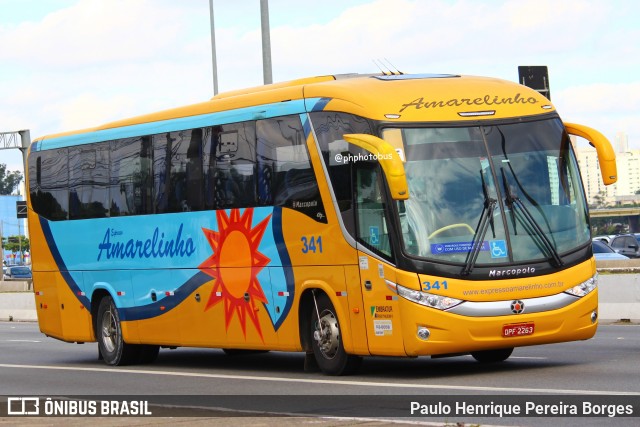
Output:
(0, 321), (639, 426)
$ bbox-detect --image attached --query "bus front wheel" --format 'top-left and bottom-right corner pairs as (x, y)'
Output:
(96, 296), (141, 366)
(471, 347), (514, 363)
(310, 292), (361, 375)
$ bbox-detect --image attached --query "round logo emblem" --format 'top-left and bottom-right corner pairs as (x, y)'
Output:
(510, 300), (525, 314)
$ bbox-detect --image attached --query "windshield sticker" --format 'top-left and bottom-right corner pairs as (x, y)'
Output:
(490, 240), (508, 258)
(431, 241), (489, 255)
(369, 226), (380, 246)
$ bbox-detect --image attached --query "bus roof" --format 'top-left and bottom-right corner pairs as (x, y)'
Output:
(33, 73), (555, 149)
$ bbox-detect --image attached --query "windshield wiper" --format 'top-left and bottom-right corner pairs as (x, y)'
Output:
(501, 168), (563, 267)
(461, 172), (497, 276)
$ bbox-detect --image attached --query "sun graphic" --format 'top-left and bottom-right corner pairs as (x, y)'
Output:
(199, 208), (272, 340)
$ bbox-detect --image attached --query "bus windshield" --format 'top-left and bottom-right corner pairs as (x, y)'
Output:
(384, 118), (590, 268)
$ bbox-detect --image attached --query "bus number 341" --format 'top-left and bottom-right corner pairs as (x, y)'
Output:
(301, 236), (323, 253)
(422, 280), (448, 291)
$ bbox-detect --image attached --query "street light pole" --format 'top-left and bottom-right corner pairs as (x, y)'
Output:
(19, 130), (30, 243)
(18, 130), (30, 177)
(260, 0), (273, 85)
(209, 0), (219, 96)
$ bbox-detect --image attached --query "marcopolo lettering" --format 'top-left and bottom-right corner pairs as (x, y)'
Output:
(292, 200), (318, 208)
(489, 267), (535, 277)
(399, 93), (539, 113)
(97, 224), (196, 261)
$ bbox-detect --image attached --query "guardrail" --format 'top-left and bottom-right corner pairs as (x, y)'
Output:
(0, 279), (32, 291)
(0, 284), (37, 321)
(595, 259), (640, 322)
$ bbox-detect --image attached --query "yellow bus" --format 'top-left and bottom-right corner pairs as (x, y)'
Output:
(27, 73), (616, 375)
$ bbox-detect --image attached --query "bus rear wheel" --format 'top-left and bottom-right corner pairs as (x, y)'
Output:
(471, 347), (514, 363)
(96, 296), (141, 366)
(310, 293), (361, 375)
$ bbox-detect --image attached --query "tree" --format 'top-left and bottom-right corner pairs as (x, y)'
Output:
(0, 163), (23, 195)
(590, 190), (607, 209)
(2, 235), (29, 253)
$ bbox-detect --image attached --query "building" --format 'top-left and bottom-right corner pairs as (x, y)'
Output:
(0, 194), (28, 265)
(616, 131), (629, 154)
(575, 132), (640, 206)
(0, 195), (26, 236)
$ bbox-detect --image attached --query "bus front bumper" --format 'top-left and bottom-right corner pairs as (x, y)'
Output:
(399, 289), (598, 357)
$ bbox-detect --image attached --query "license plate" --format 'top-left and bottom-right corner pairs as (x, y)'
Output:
(502, 322), (535, 338)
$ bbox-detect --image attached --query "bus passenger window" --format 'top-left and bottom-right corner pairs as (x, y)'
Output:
(110, 137), (152, 216)
(28, 156), (41, 215)
(153, 133), (171, 213)
(310, 111), (373, 231)
(257, 116), (325, 221)
(258, 117), (306, 204)
(212, 122), (257, 209)
(69, 143), (109, 219)
(203, 126), (218, 210)
(28, 148), (69, 221)
(185, 128), (204, 211)
(153, 130), (203, 213)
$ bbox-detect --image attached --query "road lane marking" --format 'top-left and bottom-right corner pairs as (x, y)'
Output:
(6, 339), (42, 342)
(1, 363), (639, 395)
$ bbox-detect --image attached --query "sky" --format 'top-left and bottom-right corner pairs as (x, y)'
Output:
(1, 0), (639, 176)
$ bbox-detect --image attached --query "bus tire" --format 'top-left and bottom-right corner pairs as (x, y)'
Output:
(471, 347), (514, 363)
(96, 296), (140, 366)
(310, 293), (362, 375)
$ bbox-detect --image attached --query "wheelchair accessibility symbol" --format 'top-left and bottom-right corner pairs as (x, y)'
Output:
(490, 240), (508, 258)
(369, 226), (380, 246)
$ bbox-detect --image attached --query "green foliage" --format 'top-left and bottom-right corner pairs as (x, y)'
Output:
(589, 191), (607, 209)
(1, 235), (29, 253)
(590, 217), (627, 236)
(0, 163), (23, 195)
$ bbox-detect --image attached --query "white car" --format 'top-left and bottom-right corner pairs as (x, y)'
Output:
(592, 235), (616, 245)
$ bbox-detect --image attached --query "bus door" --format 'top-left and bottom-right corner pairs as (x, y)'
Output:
(354, 165), (406, 356)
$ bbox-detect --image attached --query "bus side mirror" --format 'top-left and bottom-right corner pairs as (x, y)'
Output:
(564, 122), (617, 185)
(343, 133), (409, 200)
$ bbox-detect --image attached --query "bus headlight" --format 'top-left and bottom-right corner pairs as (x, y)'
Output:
(564, 273), (598, 298)
(396, 284), (463, 310)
